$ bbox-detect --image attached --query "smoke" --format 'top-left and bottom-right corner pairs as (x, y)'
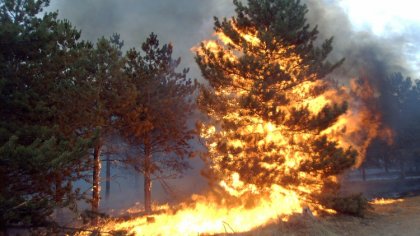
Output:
(46, 0), (418, 209)
(48, 0), (235, 80)
(48, 0), (418, 81)
(304, 0), (420, 149)
(304, 0), (414, 82)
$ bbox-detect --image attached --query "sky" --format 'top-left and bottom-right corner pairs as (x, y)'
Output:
(45, 0), (420, 210)
(340, 0), (420, 35)
(47, 0), (420, 79)
(339, 0), (420, 75)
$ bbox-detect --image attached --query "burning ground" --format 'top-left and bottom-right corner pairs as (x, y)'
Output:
(80, 196), (420, 236)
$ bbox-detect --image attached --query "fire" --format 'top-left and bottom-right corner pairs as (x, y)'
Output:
(84, 23), (386, 236)
(89, 191), (303, 235)
(370, 198), (404, 205)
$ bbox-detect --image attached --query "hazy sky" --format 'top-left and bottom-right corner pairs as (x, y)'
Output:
(47, 0), (236, 80)
(47, 0), (420, 79)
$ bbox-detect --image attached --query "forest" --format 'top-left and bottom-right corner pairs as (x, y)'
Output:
(1, 0), (420, 235)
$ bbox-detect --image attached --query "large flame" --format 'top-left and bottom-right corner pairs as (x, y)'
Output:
(84, 27), (389, 236)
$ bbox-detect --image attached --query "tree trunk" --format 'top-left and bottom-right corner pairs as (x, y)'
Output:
(92, 143), (102, 214)
(144, 144), (152, 214)
(400, 159), (405, 180)
(361, 166), (366, 181)
(383, 154), (389, 173)
(105, 153), (111, 199)
(54, 175), (63, 223)
(54, 176), (62, 204)
(144, 170), (152, 214)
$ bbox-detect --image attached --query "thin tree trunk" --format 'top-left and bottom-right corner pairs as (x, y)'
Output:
(144, 144), (152, 214)
(400, 159), (405, 180)
(105, 153), (111, 199)
(54, 175), (63, 223)
(361, 166), (366, 181)
(144, 91), (153, 215)
(382, 154), (389, 173)
(55, 176), (61, 204)
(92, 143), (102, 214)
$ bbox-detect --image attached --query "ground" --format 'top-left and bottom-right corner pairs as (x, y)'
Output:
(242, 196), (420, 236)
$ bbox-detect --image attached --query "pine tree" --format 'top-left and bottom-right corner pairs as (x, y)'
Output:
(54, 31), (136, 217)
(196, 0), (360, 213)
(377, 73), (420, 176)
(122, 33), (197, 214)
(88, 36), (135, 215)
(0, 0), (93, 228)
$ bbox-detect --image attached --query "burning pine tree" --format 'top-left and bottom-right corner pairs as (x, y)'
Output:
(196, 0), (376, 214)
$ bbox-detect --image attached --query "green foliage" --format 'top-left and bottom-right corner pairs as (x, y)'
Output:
(120, 33), (197, 213)
(122, 33), (197, 178)
(0, 0), (94, 228)
(0, 0), (197, 226)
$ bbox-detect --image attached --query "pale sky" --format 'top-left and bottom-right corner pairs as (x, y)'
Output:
(339, 0), (420, 76)
(340, 0), (420, 35)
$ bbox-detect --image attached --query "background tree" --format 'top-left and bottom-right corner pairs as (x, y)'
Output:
(375, 73), (420, 176)
(88, 35), (135, 214)
(196, 0), (364, 214)
(56, 33), (135, 216)
(122, 33), (197, 214)
(0, 0), (93, 229)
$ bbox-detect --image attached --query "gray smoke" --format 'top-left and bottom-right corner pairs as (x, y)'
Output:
(48, 0), (235, 80)
(304, 0), (415, 84)
(48, 0), (418, 82)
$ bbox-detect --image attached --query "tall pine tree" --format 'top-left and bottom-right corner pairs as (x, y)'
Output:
(196, 0), (361, 213)
(89, 36), (135, 215)
(0, 0), (93, 228)
(122, 33), (197, 214)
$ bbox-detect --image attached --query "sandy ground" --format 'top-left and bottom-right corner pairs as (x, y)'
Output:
(242, 196), (420, 236)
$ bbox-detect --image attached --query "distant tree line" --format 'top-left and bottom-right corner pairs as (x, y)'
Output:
(363, 73), (420, 178)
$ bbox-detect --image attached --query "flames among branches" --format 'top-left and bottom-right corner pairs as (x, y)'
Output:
(195, 15), (389, 217)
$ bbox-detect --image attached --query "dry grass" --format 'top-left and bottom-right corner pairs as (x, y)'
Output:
(237, 195), (420, 236)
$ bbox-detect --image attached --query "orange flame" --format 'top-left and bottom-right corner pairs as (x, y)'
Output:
(370, 198), (403, 205)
